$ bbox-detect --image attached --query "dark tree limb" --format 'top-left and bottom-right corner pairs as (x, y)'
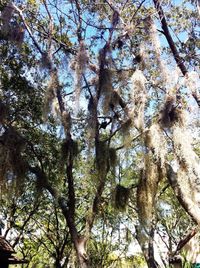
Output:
(176, 226), (198, 253)
(130, 0), (146, 23)
(153, 0), (187, 76)
(12, 201), (40, 248)
(167, 164), (200, 224)
(148, 227), (159, 268)
(12, 3), (43, 55)
(29, 165), (88, 267)
(153, 0), (200, 108)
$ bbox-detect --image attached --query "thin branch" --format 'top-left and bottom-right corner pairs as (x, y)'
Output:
(174, 226), (198, 255)
(104, 0), (116, 12)
(116, 131), (147, 150)
(83, 75), (93, 99)
(43, 0), (54, 53)
(33, 27), (75, 54)
(153, 0), (187, 76)
(167, 164), (200, 225)
(130, 0), (146, 23)
(12, 3), (43, 55)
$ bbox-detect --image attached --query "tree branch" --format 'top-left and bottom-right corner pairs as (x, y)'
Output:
(130, 0), (146, 23)
(153, 0), (200, 108)
(12, 3), (43, 55)
(167, 164), (200, 224)
(153, 0), (187, 76)
(175, 226), (198, 253)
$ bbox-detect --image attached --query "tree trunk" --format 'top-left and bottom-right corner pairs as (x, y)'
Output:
(146, 258), (158, 268)
(136, 224), (159, 268)
(55, 259), (62, 268)
(1, 263), (8, 268)
(78, 255), (89, 268)
(147, 228), (159, 268)
(167, 164), (200, 224)
(171, 264), (182, 268)
(75, 236), (89, 268)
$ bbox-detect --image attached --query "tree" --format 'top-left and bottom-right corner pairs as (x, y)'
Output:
(0, 0), (199, 267)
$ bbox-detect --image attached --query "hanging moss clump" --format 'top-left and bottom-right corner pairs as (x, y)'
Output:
(159, 96), (185, 128)
(73, 40), (89, 110)
(130, 69), (147, 130)
(145, 124), (167, 167)
(62, 111), (72, 134)
(110, 90), (121, 108)
(95, 140), (109, 178)
(120, 118), (132, 136)
(109, 147), (117, 168)
(31, 166), (48, 194)
(99, 68), (112, 93)
(61, 139), (79, 163)
(0, 100), (7, 124)
(43, 70), (60, 120)
(137, 154), (161, 230)
(0, 2), (25, 44)
(99, 68), (113, 113)
(114, 184), (130, 210)
(0, 128), (27, 193)
(71, 140), (79, 158)
(61, 140), (70, 161)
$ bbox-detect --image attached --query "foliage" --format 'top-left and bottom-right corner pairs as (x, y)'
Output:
(0, 0), (199, 267)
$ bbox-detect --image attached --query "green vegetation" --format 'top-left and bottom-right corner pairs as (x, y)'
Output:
(0, 0), (199, 267)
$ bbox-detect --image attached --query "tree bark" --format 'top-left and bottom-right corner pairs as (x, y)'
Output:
(78, 255), (89, 268)
(55, 259), (62, 268)
(29, 166), (89, 268)
(75, 236), (89, 268)
(153, 0), (200, 108)
(153, 0), (187, 76)
(1, 264), (8, 268)
(167, 164), (200, 225)
(146, 228), (159, 268)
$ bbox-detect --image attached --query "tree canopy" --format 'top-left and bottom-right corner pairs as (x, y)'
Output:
(0, 0), (199, 267)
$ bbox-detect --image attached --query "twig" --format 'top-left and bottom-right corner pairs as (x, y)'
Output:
(174, 226), (198, 255)
(12, 3), (43, 55)
(130, 0), (146, 23)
